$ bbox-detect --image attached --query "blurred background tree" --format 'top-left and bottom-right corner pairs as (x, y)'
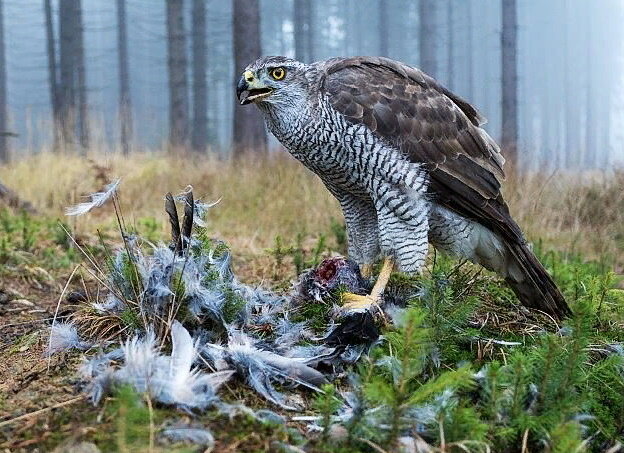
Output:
(0, 0), (620, 169)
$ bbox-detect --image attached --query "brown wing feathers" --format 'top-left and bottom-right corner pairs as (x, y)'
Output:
(322, 57), (512, 237)
(321, 56), (571, 318)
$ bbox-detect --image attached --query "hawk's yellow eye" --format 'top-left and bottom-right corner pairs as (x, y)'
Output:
(270, 67), (286, 80)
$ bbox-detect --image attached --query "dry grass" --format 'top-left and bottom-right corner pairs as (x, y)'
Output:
(0, 151), (338, 254)
(1, 151), (623, 268)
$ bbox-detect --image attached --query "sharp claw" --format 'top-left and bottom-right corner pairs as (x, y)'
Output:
(340, 292), (379, 311)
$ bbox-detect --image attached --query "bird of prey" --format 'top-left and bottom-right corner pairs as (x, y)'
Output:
(236, 56), (570, 319)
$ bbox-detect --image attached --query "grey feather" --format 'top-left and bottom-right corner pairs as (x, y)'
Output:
(160, 426), (215, 447)
(86, 322), (234, 409)
(46, 321), (91, 356)
(202, 332), (326, 410)
(193, 198), (221, 228)
(65, 179), (121, 216)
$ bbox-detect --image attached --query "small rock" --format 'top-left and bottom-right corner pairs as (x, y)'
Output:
(271, 442), (307, 453)
(52, 441), (101, 453)
(328, 424), (348, 443)
(12, 299), (35, 307)
(66, 291), (88, 304)
(0, 290), (10, 304)
(398, 436), (417, 453)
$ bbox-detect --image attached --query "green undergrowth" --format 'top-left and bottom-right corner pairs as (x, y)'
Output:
(305, 251), (624, 452)
(2, 208), (624, 452)
(0, 208), (78, 272)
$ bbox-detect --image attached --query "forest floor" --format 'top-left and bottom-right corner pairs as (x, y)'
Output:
(1, 153), (624, 452)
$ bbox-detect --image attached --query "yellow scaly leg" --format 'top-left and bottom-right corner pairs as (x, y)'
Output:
(341, 257), (394, 311)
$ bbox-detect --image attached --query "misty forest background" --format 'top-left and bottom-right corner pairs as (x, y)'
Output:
(0, 0), (621, 170)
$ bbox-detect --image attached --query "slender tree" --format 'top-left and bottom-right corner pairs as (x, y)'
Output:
(166, 0), (190, 150)
(294, 0), (313, 62)
(44, 0), (60, 151)
(307, 0), (315, 61)
(59, 0), (77, 147)
(501, 0), (518, 164)
(116, 0), (132, 154)
(418, 0), (438, 77)
(0, 0), (7, 162)
(378, 0), (389, 56)
(465, 0), (474, 100)
(191, 0), (208, 153)
(74, 0), (88, 150)
(446, 0), (454, 90)
(562, 0), (579, 168)
(584, 1), (596, 168)
(233, 0), (266, 155)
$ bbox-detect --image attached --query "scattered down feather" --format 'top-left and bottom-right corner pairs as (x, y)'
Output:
(80, 348), (124, 404)
(65, 179), (121, 216)
(46, 321), (92, 356)
(84, 321), (233, 410)
(173, 186), (221, 228)
(208, 248), (233, 282)
(160, 425), (215, 447)
(92, 293), (126, 313)
(192, 199), (221, 228)
(215, 402), (286, 425)
(202, 332), (327, 410)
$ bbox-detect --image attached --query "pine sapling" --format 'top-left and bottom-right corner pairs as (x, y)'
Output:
(312, 384), (342, 443)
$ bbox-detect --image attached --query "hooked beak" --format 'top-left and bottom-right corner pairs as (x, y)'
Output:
(237, 70), (273, 105)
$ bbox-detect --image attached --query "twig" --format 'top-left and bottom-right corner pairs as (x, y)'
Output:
(145, 393), (155, 453)
(357, 438), (389, 453)
(521, 428), (529, 453)
(439, 416), (446, 453)
(47, 264), (80, 373)
(0, 396), (84, 428)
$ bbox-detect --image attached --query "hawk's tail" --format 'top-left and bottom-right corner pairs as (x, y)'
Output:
(503, 240), (571, 319)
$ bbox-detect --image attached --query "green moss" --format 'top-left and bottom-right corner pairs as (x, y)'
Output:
(222, 287), (247, 324)
(292, 300), (331, 333)
(8, 331), (40, 355)
(119, 307), (142, 330)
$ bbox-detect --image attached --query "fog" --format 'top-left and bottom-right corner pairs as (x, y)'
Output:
(1, 0), (623, 169)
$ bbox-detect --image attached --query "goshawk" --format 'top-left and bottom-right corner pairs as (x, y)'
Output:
(236, 56), (570, 319)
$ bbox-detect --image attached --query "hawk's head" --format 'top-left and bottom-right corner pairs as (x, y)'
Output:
(236, 56), (309, 107)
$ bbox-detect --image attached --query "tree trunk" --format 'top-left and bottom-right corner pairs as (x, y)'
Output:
(59, 0), (77, 148)
(232, 0), (266, 156)
(465, 0), (474, 100)
(419, 0), (438, 77)
(446, 0), (454, 90)
(501, 0), (518, 164)
(0, 0), (7, 162)
(307, 0), (315, 61)
(378, 0), (389, 56)
(116, 0), (132, 154)
(44, 0), (61, 151)
(294, 0), (312, 62)
(191, 0), (208, 153)
(166, 0), (190, 150)
(0, 181), (36, 213)
(74, 0), (89, 150)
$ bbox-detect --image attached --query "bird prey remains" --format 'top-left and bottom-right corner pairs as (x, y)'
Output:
(236, 56), (570, 319)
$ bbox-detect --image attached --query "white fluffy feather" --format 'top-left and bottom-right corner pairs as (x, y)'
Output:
(46, 321), (91, 356)
(65, 179), (121, 216)
(109, 322), (234, 409)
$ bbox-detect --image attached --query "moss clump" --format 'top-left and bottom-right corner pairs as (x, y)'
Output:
(221, 287), (247, 324)
(292, 300), (332, 334)
(119, 307), (142, 330)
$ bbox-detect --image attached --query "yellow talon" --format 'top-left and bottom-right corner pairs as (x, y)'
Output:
(360, 263), (374, 279)
(341, 292), (378, 311)
(340, 257), (395, 313)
